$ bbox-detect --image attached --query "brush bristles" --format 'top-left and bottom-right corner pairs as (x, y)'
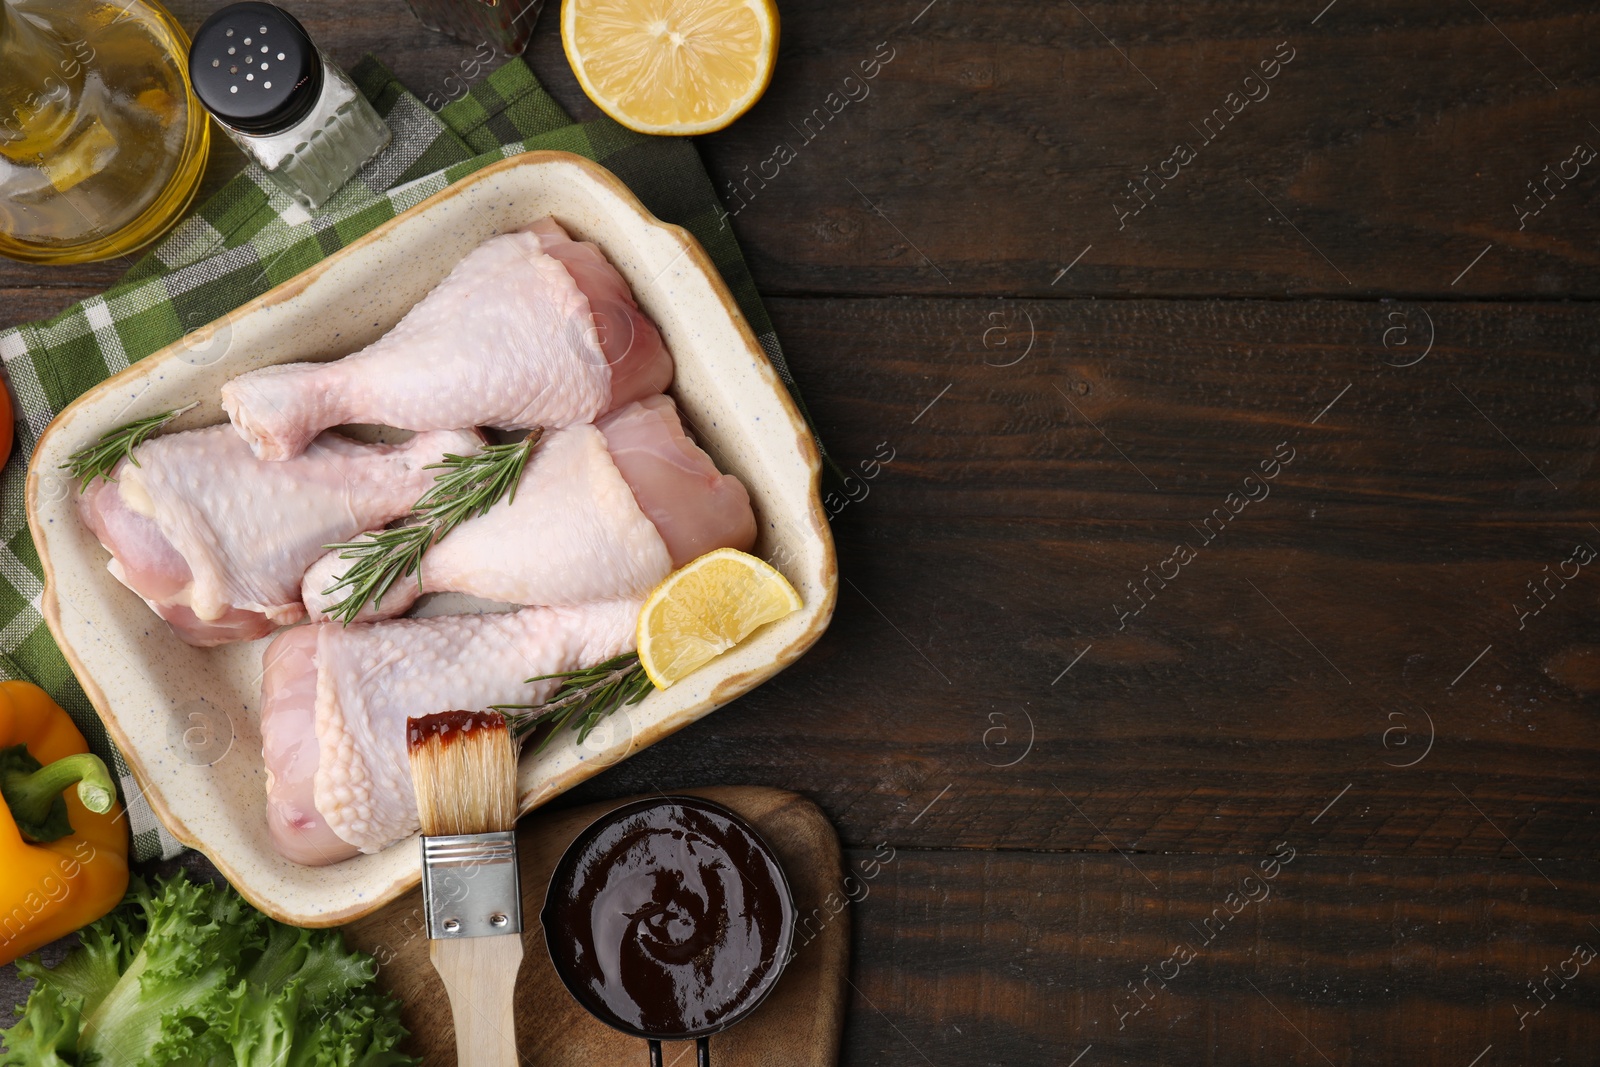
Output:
(407, 711), (518, 836)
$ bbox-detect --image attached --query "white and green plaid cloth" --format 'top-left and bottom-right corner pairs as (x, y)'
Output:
(0, 57), (824, 862)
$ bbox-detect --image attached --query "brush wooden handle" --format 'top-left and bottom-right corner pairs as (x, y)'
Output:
(430, 934), (525, 1067)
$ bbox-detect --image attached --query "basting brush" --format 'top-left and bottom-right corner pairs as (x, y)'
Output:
(408, 710), (524, 1067)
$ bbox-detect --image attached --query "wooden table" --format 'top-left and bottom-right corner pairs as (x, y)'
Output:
(4, 2), (1599, 1064)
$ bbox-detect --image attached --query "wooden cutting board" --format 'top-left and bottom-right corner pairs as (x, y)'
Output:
(343, 787), (849, 1066)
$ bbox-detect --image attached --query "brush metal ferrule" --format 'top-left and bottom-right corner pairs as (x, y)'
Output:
(420, 831), (522, 939)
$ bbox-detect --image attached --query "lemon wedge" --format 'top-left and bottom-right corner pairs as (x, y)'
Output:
(561, 0), (779, 135)
(636, 548), (801, 688)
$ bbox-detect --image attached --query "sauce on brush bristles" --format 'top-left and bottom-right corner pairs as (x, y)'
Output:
(406, 710), (517, 836)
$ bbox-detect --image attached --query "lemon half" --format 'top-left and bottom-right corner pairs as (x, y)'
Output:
(562, 0), (779, 135)
(636, 548), (802, 688)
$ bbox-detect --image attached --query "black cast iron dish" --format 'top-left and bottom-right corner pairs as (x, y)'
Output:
(543, 795), (796, 1066)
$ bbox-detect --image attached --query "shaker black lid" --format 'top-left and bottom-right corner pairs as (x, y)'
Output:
(189, 2), (321, 135)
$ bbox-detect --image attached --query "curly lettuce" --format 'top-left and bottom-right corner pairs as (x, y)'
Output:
(0, 873), (417, 1067)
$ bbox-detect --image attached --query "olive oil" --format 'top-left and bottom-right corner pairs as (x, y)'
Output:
(0, 0), (209, 265)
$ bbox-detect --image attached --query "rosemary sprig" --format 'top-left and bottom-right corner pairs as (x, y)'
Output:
(319, 435), (540, 624)
(492, 653), (654, 753)
(61, 403), (197, 491)
(318, 523), (434, 623)
(413, 435), (539, 530)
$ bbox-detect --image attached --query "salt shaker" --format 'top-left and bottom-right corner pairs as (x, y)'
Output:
(187, 2), (390, 210)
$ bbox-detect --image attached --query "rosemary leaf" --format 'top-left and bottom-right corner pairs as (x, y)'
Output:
(317, 524), (433, 624)
(492, 653), (654, 753)
(319, 434), (540, 624)
(414, 437), (539, 527)
(61, 403), (198, 491)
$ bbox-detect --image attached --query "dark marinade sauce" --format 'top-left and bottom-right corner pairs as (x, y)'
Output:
(406, 709), (501, 749)
(547, 799), (792, 1036)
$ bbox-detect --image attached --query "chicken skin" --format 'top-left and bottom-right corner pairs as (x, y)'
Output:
(259, 599), (641, 863)
(76, 425), (481, 646)
(221, 218), (673, 460)
(300, 395), (756, 623)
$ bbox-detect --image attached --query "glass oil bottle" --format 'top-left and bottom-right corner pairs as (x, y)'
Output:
(0, 0), (210, 264)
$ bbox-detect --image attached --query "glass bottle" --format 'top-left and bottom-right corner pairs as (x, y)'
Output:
(0, 0), (210, 265)
(188, 2), (390, 211)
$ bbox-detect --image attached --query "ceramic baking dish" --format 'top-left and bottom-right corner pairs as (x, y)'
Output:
(26, 151), (836, 927)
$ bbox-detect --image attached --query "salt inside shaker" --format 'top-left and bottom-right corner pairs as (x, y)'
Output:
(188, 2), (390, 210)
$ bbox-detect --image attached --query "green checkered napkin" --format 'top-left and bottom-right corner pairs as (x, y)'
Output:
(0, 57), (823, 862)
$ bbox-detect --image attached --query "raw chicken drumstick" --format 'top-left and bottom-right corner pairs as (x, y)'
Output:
(300, 395), (757, 623)
(259, 599), (641, 864)
(221, 218), (673, 461)
(76, 425), (482, 646)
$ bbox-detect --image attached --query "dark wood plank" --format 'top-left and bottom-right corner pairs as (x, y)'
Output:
(5, 1), (1599, 301)
(552, 295), (1600, 860)
(769, 296), (1600, 522)
(0, 289), (109, 333)
(839, 848), (1600, 1066)
(563, 518), (1600, 860)
(703, 0), (1600, 299)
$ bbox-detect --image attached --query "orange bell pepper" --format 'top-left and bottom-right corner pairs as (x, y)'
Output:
(0, 681), (129, 966)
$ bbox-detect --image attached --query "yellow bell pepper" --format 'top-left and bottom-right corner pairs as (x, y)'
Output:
(0, 681), (129, 966)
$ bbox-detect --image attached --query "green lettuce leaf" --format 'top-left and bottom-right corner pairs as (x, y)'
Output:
(223, 921), (377, 1067)
(281, 993), (416, 1067)
(76, 872), (263, 1066)
(0, 980), (80, 1067)
(38, 911), (142, 1021)
(0, 874), (418, 1067)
